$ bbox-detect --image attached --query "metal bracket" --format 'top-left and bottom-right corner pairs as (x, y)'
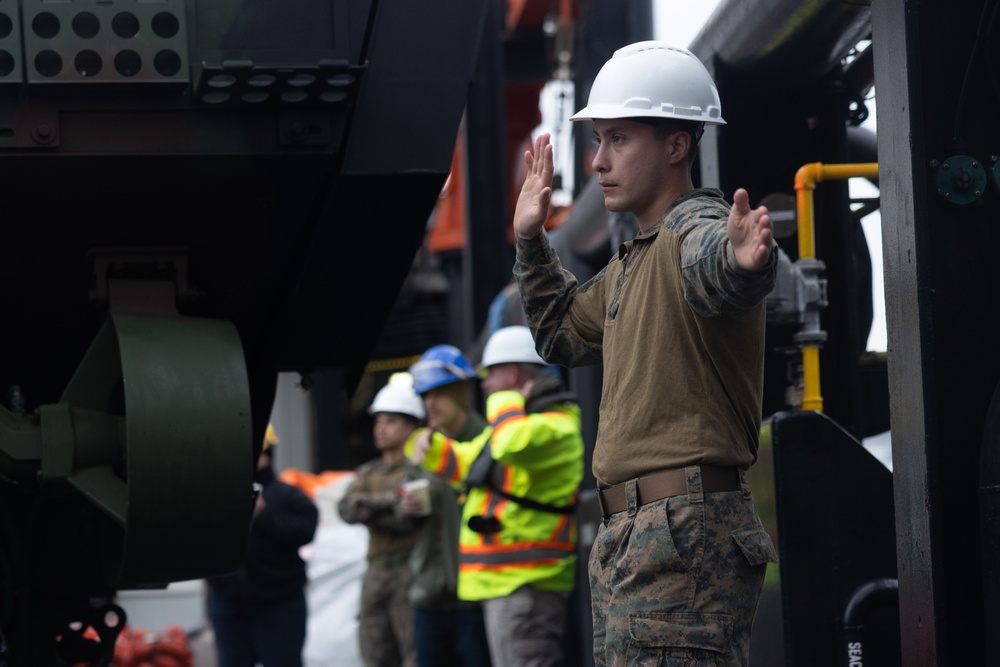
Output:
(766, 249), (828, 331)
(87, 246), (198, 316)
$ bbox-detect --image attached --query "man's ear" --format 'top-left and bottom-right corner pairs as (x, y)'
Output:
(668, 130), (692, 165)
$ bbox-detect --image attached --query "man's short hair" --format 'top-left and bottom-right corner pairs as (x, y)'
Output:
(633, 117), (704, 165)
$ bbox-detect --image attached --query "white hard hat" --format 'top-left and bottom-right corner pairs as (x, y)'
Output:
(570, 41), (725, 126)
(479, 326), (546, 374)
(369, 381), (426, 420)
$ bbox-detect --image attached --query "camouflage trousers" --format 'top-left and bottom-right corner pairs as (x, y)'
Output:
(359, 561), (417, 667)
(589, 466), (776, 666)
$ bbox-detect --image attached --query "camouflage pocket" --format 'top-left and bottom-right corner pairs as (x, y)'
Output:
(731, 527), (777, 567)
(593, 516), (628, 570)
(625, 610), (732, 666)
(663, 496), (704, 573)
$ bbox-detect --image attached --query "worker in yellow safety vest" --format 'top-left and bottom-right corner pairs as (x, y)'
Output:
(410, 325), (584, 667)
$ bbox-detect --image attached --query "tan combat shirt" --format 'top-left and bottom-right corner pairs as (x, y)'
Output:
(514, 189), (776, 487)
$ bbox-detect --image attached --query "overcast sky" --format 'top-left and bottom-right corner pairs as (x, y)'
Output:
(654, 0), (722, 46)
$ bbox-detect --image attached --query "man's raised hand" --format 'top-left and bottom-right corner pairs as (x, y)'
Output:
(512, 133), (554, 240)
(728, 188), (774, 271)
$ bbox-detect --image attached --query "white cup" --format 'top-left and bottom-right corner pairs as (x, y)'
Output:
(402, 478), (432, 516)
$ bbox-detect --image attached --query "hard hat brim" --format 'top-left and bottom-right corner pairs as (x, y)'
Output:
(569, 104), (726, 125)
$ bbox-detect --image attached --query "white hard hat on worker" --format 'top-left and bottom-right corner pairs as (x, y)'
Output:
(570, 41), (725, 125)
(369, 374), (426, 420)
(478, 326), (546, 373)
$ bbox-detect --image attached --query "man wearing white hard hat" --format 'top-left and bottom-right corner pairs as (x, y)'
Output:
(338, 375), (426, 667)
(512, 42), (777, 665)
(411, 325), (584, 667)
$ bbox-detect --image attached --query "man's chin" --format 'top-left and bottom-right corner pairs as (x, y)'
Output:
(603, 197), (625, 212)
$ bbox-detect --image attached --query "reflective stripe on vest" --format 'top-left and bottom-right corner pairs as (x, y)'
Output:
(468, 498), (575, 555)
(459, 541), (576, 568)
(434, 438), (461, 484)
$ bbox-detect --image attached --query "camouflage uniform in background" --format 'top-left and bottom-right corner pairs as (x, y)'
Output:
(514, 189), (778, 666)
(406, 410), (493, 667)
(359, 563), (416, 667)
(338, 458), (422, 667)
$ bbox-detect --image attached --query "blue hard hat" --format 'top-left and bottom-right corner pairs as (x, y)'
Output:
(410, 345), (476, 394)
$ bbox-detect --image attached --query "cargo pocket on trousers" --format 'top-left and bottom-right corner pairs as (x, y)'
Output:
(731, 527), (778, 566)
(626, 611), (731, 665)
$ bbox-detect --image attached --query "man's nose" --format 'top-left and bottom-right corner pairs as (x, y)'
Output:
(592, 146), (607, 173)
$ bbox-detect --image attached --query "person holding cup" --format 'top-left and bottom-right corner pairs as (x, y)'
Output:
(338, 374), (427, 667)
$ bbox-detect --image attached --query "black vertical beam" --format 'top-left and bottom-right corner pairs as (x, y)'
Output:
(870, 7), (940, 656)
(873, 1), (1000, 663)
(464, 0), (512, 344)
(315, 369), (349, 471)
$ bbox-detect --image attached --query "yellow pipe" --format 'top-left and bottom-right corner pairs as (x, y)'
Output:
(792, 162), (879, 412)
(801, 345), (823, 411)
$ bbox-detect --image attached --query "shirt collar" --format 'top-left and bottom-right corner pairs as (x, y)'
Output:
(618, 187), (726, 260)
